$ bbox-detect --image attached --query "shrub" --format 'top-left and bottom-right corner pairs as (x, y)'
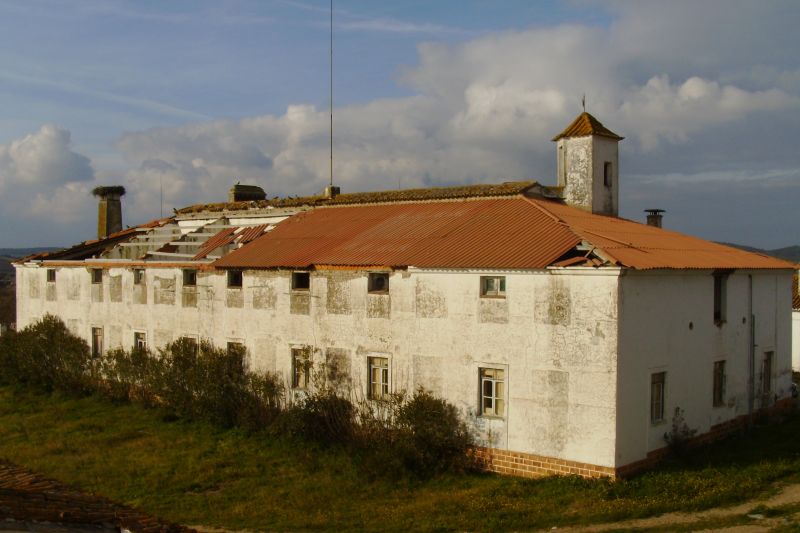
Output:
(276, 390), (356, 445)
(664, 406), (698, 456)
(6, 315), (92, 393)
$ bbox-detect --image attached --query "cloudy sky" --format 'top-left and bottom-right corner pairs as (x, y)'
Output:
(0, 0), (798, 249)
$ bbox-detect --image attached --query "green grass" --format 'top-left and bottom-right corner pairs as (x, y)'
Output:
(1, 385), (800, 532)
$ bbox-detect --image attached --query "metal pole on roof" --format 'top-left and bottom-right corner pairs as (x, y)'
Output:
(329, 0), (334, 189)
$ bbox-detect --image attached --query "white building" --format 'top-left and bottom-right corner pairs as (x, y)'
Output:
(14, 113), (795, 478)
(792, 274), (800, 371)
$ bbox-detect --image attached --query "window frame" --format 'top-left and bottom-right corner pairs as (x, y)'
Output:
(713, 271), (729, 325)
(712, 360), (726, 407)
(291, 347), (311, 389)
(91, 268), (103, 284)
(91, 327), (103, 358)
(227, 269), (243, 288)
(367, 272), (389, 294)
(46, 269), (56, 283)
(650, 371), (666, 424)
(368, 356), (390, 400)
(133, 331), (147, 351)
(182, 269), (197, 287)
(479, 275), (506, 299)
(292, 271), (310, 291)
(479, 367), (506, 418)
(179, 335), (199, 354)
(133, 268), (145, 285)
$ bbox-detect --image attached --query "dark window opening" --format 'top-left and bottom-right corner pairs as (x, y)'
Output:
(183, 269), (197, 287)
(46, 269), (56, 283)
(368, 272), (389, 293)
(713, 271), (728, 324)
(480, 276), (506, 298)
(227, 270), (243, 288)
(763, 351), (774, 395)
(91, 269), (103, 284)
(133, 269), (144, 285)
(651, 372), (666, 424)
(91, 327), (103, 358)
(713, 361), (726, 407)
(604, 162), (613, 187)
(292, 271), (310, 291)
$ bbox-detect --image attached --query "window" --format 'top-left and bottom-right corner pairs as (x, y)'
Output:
(292, 271), (310, 291)
(133, 269), (144, 285)
(368, 357), (390, 400)
(91, 327), (103, 358)
(228, 342), (246, 371)
(603, 162), (613, 187)
(180, 336), (198, 354)
(713, 271), (728, 324)
(762, 351), (774, 395)
(480, 367), (505, 417)
(182, 269), (197, 287)
(368, 272), (389, 294)
(227, 270), (243, 288)
(713, 361), (726, 407)
(291, 347), (311, 389)
(91, 268), (103, 284)
(133, 331), (147, 350)
(46, 269), (56, 283)
(650, 372), (666, 424)
(480, 276), (506, 298)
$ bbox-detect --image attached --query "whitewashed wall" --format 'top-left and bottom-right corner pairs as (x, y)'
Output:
(15, 264), (622, 468)
(792, 310), (800, 371)
(616, 270), (793, 467)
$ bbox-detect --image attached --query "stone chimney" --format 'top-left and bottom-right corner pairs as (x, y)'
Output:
(228, 183), (266, 202)
(92, 186), (126, 239)
(645, 209), (665, 228)
(552, 112), (624, 216)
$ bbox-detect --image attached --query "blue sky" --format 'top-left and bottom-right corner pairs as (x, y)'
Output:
(0, 0), (798, 248)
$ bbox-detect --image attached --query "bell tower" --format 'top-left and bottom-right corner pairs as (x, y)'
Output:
(552, 112), (623, 216)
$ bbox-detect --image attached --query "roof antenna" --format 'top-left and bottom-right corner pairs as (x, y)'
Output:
(581, 93), (586, 113)
(325, 0), (340, 199)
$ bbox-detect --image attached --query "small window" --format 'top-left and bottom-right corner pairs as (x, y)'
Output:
(650, 372), (666, 424)
(480, 367), (505, 417)
(713, 361), (726, 407)
(368, 272), (389, 294)
(480, 276), (506, 298)
(46, 269), (56, 283)
(91, 327), (103, 358)
(291, 347), (311, 389)
(292, 271), (310, 291)
(227, 270), (243, 288)
(762, 351), (774, 395)
(133, 331), (147, 350)
(227, 342), (246, 371)
(133, 269), (144, 285)
(603, 162), (613, 187)
(180, 336), (198, 354)
(368, 357), (390, 400)
(713, 271), (728, 324)
(91, 268), (103, 284)
(183, 269), (197, 287)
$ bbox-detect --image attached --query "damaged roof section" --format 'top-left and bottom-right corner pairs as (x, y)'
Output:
(175, 181), (548, 215)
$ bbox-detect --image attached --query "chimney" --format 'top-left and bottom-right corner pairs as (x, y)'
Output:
(92, 186), (126, 239)
(324, 185), (340, 199)
(228, 183), (266, 202)
(645, 209), (665, 228)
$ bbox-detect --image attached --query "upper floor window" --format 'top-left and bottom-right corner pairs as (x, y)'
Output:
(480, 276), (506, 298)
(292, 271), (310, 291)
(713, 271), (728, 324)
(183, 269), (197, 287)
(133, 269), (144, 285)
(91, 269), (103, 284)
(227, 270), (243, 288)
(46, 269), (56, 283)
(603, 162), (613, 187)
(368, 272), (389, 294)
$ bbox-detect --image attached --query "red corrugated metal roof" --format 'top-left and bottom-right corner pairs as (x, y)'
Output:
(193, 227), (237, 260)
(214, 198), (580, 269)
(213, 196), (795, 271)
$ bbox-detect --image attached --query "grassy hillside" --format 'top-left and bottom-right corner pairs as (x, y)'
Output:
(1, 386), (799, 531)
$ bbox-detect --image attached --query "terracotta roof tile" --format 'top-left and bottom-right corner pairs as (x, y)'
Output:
(551, 112), (624, 141)
(214, 195), (795, 271)
(0, 459), (194, 532)
(176, 181), (539, 215)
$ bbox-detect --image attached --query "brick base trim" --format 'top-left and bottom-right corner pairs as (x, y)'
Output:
(473, 398), (795, 480)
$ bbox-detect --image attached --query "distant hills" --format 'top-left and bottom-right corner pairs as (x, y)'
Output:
(0, 247), (60, 259)
(719, 244), (800, 264)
